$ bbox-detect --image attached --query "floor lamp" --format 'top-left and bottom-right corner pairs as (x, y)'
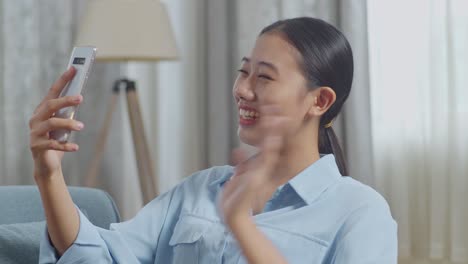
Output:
(75, 0), (178, 204)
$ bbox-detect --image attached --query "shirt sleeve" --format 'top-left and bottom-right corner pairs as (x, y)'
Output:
(330, 199), (398, 264)
(39, 188), (176, 264)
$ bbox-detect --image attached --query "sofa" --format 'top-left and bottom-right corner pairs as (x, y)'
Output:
(0, 185), (121, 264)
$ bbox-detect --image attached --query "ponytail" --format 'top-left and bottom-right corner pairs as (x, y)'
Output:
(318, 126), (348, 176)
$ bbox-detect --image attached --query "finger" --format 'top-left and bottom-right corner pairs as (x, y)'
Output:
(234, 151), (261, 177)
(46, 67), (76, 101)
(245, 134), (283, 179)
(221, 170), (245, 202)
(226, 171), (257, 201)
(31, 118), (84, 137)
(30, 95), (82, 125)
(30, 138), (79, 153)
(33, 67), (76, 114)
(223, 175), (238, 196)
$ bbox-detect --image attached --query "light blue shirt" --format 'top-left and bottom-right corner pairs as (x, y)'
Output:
(39, 154), (398, 263)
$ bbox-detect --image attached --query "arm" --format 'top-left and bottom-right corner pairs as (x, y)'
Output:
(29, 67), (83, 255)
(229, 215), (288, 264)
(36, 172), (79, 256)
(38, 183), (177, 264)
(31, 68), (176, 263)
(220, 105), (292, 263)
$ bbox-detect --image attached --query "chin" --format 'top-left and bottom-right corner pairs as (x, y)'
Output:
(238, 126), (262, 147)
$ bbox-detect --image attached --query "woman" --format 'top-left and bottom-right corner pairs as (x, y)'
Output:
(30, 17), (397, 263)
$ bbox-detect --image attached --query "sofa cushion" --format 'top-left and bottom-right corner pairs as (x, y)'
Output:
(0, 221), (45, 264)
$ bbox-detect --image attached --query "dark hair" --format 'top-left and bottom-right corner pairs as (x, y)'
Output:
(260, 17), (353, 176)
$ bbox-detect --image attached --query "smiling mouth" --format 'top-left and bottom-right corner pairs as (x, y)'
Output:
(238, 107), (259, 126)
(239, 108), (260, 120)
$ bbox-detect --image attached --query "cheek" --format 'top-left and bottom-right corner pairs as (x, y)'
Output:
(255, 84), (283, 104)
(278, 92), (309, 129)
(232, 78), (240, 98)
(269, 90), (303, 114)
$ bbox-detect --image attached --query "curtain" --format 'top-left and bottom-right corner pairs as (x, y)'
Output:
(0, 0), (138, 218)
(0, 0), (237, 220)
(367, 0), (468, 263)
(0, 0), (74, 185)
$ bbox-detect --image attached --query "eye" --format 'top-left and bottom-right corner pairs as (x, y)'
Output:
(237, 69), (249, 75)
(258, 74), (273, 81)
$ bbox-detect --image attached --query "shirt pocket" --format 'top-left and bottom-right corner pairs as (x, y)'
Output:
(169, 215), (209, 264)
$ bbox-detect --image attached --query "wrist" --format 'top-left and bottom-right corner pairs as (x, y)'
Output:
(227, 212), (254, 233)
(34, 167), (63, 185)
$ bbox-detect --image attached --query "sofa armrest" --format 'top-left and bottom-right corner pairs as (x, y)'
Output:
(0, 185), (120, 228)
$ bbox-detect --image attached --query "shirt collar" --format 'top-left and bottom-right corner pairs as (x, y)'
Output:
(209, 166), (235, 188)
(210, 154), (342, 205)
(288, 154), (342, 204)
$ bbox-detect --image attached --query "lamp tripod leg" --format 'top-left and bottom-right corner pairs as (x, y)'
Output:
(85, 79), (158, 205)
(85, 92), (119, 187)
(125, 84), (158, 203)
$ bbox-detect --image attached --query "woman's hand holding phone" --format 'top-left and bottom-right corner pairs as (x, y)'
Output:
(28, 47), (95, 255)
(29, 67), (84, 179)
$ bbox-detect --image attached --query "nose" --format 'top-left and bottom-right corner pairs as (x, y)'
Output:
(233, 79), (256, 102)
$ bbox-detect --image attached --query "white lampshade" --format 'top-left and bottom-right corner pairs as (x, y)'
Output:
(75, 0), (179, 61)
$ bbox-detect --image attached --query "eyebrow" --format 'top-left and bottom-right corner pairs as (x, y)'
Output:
(241, 57), (279, 73)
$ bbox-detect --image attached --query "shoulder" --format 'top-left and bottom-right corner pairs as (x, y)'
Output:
(325, 178), (398, 262)
(178, 165), (234, 188)
(328, 176), (393, 219)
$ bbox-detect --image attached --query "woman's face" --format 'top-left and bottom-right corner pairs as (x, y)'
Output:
(233, 33), (313, 146)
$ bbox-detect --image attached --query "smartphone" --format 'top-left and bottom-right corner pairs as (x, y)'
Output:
(50, 46), (97, 142)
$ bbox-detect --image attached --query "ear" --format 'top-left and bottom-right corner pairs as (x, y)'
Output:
(306, 87), (336, 118)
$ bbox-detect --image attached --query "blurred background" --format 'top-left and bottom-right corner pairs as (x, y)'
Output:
(0, 0), (467, 263)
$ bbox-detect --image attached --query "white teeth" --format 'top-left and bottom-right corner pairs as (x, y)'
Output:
(239, 108), (259, 119)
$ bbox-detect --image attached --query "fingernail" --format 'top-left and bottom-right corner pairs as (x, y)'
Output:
(73, 95), (82, 102)
(66, 67), (73, 76)
(76, 122), (84, 129)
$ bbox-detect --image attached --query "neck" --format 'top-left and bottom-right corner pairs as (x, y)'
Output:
(252, 128), (321, 214)
(250, 122), (322, 214)
(269, 124), (321, 188)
